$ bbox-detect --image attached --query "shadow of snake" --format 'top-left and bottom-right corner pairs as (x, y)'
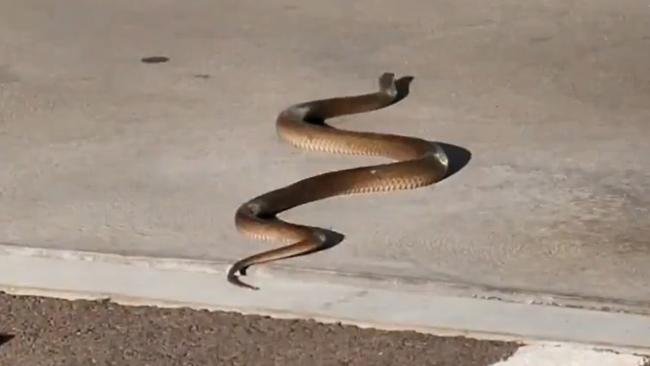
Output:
(0, 333), (13, 348)
(230, 73), (467, 290)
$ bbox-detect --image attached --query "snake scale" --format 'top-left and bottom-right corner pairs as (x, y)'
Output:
(229, 72), (449, 290)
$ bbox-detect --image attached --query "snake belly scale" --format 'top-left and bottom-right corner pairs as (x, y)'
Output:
(229, 72), (449, 290)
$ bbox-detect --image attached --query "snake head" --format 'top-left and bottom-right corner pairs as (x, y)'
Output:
(378, 72), (398, 98)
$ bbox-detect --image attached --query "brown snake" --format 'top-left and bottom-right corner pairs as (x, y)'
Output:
(229, 72), (449, 290)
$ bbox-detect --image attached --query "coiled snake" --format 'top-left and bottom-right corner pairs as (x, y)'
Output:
(229, 72), (449, 290)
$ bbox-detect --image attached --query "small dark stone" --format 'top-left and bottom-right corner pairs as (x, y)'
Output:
(141, 56), (170, 64)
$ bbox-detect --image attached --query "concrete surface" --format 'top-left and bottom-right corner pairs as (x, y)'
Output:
(1, 0), (650, 336)
(2, 245), (650, 351)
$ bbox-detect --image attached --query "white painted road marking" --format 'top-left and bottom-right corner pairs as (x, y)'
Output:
(492, 344), (647, 366)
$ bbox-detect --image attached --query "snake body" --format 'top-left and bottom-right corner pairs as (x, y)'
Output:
(229, 73), (449, 290)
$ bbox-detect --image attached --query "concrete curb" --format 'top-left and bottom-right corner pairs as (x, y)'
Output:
(1, 244), (649, 353)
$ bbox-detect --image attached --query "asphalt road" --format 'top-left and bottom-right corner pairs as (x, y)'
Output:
(0, 292), (520, 366)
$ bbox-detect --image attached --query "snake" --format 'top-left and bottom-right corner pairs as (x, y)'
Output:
(229, 72), (449, 290)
